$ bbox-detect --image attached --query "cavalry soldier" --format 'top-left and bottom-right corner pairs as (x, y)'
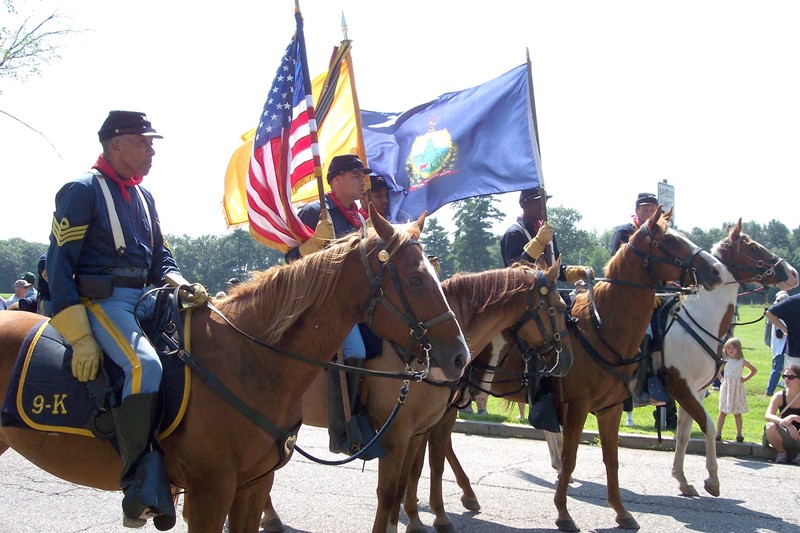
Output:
(46, 110), (207, 529)
(286, 154), (384, 458)
(612, 192), (676, 427)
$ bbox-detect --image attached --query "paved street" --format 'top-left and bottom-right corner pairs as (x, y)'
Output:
(1, 425), (798, 532)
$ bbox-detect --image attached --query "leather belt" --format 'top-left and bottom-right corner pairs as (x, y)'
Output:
(111, 276), (147, 289)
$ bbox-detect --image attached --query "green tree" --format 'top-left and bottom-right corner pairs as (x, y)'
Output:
(548, 206), (606, 273)
(419, 216), (454, 279)
(450, 196), (503, 273)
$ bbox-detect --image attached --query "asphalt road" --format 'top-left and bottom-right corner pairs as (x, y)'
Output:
(1, 425), (798, 532)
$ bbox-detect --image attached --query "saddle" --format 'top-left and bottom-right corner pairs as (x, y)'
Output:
(0, 290), (191, 441)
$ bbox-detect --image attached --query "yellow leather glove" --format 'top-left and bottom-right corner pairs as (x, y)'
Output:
(298, 216), (335, 257)
(165, 272), (208, 307)
(49, 304), (102, 382)
(523, 222), (554, 259)
(654, 295), (663, 309)
(564, 266), (595, 284)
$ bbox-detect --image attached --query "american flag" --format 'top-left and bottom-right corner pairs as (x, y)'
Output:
(247, 11), (319, 251)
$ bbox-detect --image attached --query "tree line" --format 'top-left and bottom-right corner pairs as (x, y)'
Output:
(3, 197), (799, 301)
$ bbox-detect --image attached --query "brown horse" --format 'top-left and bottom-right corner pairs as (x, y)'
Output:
(258, 260), (573, 533)
(414, 207), (726, 532)
(0, 208), (470, 533)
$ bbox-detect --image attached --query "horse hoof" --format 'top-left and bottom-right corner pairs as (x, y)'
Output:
(704, 481), (720, 497)
(461, 495), (481, 511)
(433, 523), (457, 533)
(679, 485), (699, 497)
(616, 515), (640, 529)
(260, 515), (286, 532)
(556, 518), (580, 532)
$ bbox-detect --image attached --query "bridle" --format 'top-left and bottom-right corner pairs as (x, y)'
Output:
(508, 269), (569, 377)
(456, 269), (569, 399)
(717, 236), (788, 288)
(358, 236), (457, 371)
(623, 222), (708, 291)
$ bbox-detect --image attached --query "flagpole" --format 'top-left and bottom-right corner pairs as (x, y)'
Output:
(526, 47), (554, 265)
(341, 11), (368, 188)
(294, 0), (328, 217)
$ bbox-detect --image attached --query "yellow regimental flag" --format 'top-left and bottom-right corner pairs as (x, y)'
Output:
(222, 43), (365, 227)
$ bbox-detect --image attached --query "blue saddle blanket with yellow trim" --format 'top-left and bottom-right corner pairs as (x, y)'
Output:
(1, 320), (190, 439)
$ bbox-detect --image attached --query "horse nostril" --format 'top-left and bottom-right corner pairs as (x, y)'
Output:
(454, 354), (466, 370)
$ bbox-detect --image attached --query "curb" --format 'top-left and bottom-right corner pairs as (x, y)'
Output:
(453, 419), (777, 461)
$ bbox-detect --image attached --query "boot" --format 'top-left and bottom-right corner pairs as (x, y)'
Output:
(327, 363), (350, 454)
(112, 393), (176, 530)
(631, 335), (652, 406)
(344, 357), (386, 460)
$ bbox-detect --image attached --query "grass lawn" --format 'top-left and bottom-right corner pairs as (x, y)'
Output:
(460, 303), (774, 444)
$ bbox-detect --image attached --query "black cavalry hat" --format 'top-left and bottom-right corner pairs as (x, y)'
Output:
(369, 173), (389, 191)
(635, 192), (658, 207)
(519, 187), (552, 203)
(326, 155), (372, 183)
(98, 110), (163, 141)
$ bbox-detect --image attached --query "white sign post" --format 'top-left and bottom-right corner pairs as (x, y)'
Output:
(657, 179), (675, 227)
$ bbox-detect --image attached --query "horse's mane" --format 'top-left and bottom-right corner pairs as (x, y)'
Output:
(215, 226), (414, 344)
(441, 266), (536, 319)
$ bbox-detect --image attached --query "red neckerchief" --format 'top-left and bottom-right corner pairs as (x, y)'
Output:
(92, 155), (143, 202)
(328, 192), (366, 229)
(522, 215), (543, 233)
(631, 214), (643, 228)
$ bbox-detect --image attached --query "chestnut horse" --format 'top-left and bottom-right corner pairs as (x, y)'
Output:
(0, 209), (470, 533)
(660, 220), (798, 497)
(259, 261), (572, 533)
(419, 207), (725, 532)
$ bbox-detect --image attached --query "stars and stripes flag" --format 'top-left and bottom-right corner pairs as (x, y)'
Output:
(246, 9), (319, 251)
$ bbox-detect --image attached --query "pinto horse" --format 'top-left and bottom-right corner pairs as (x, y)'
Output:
(258, 260), (572, 533)
(659, 220), (798, 497)
(436, 207), (725, 532)
(0, 208), (470, 533)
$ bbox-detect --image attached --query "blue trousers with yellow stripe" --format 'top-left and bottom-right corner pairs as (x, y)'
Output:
(84, 287), (161, 398)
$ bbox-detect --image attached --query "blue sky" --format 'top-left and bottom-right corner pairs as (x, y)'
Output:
(2, 0), (799, 243)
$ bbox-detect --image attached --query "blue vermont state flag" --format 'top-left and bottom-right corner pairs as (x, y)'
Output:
(361, 64), (541, 222)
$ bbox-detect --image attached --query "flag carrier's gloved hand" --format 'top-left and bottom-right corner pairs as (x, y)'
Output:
(564, 265), (595, 284)
(523, 222), (554, 259)
(299, 213), (335, 257)
(49, 304), (103, 382)
(166, 272), (208, 307)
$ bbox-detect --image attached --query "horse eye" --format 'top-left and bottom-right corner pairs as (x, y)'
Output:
(409, 275), (424, 288)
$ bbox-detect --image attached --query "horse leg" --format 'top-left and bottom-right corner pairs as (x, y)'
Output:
(259, 471), (285, 532)
(445, 431), (480, 511)
(596, 405), (639, 530)
(374, 431), (425, 533)
(402, 434), (429, 533)
(227, 475), (275, 533)
(427, 410), (461, 533)
(545, 430), (563, 474)
(554, 408), (587, 532)
(667, 378), (720, 497)
(181, 475), (237, 533)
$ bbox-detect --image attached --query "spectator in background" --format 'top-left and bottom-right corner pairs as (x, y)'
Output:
(6, 279), (32, 307)
(715, 337), (757, 442)
(766, 291), (790, 395)
(767, 291), (800, 372)
(764, 363), (800, 464)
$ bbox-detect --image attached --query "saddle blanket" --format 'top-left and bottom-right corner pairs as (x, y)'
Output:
(1, 316), (192, 440)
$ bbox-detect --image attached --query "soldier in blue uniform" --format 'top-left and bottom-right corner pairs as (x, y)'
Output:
(286, 154), (385, 457)
(46, 110), (207, 529)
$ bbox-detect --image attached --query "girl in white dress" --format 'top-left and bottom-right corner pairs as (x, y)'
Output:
(716, 338), (758, 442)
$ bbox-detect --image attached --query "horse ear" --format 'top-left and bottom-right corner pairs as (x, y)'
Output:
(647, 205), (663, 227)
(369, 203), (396, 242)
(414, 211), (427, 234)
(729, 218), (743, 240)
(545, 256), (562, 285)
(663, 206), (673, 221)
